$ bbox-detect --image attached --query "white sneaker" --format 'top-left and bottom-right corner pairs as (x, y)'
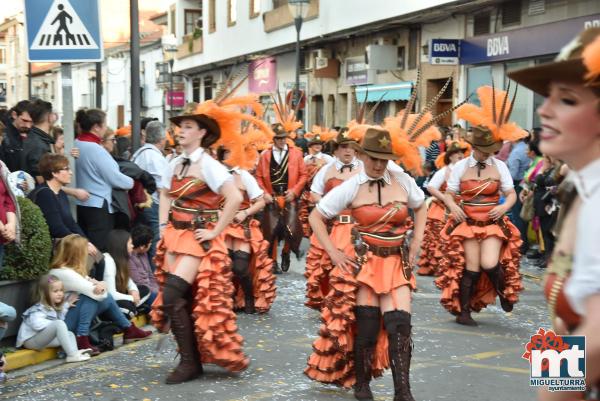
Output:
(79, 348), (93, 356)
(66, 353), (91, 363)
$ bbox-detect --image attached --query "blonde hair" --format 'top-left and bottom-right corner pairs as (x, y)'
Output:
(51, 234), (89, 277)
(36, 274), (64, 311)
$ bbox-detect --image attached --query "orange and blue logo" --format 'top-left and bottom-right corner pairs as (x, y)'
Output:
(522, 328), (586, 392)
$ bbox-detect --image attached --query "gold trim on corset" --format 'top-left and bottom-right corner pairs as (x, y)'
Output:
(355, 202), (407, 233)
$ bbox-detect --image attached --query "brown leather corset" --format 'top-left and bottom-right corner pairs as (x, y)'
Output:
(324, 177), (345, 195)
(458, 179), (500, 221)
(351, 203), (412, 247)
(169, 177), (222, 222)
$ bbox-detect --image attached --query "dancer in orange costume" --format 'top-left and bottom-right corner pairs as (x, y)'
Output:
(416, 141), (468, 276)
(435, 85), (527, 326)
(151, 92), (270, 384)
(299, 127), (336, 237)
(305, 75), (462, 400)
(509, 27), (600, 401)
(217, 146), (277, 314)
(304, 129), (360, 310)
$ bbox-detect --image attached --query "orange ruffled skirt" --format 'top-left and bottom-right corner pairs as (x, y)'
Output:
(224, 219), (277, 313)
(304, 234), (416, 388)
(434, 216), (523, 315)
(417, 201), (447, 276)
(305, 223), (354, 310)
(151, 224), (249, 372)
(298, 191), (313, 238)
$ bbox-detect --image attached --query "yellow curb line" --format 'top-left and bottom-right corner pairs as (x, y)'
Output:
(5, 315), (149, 372)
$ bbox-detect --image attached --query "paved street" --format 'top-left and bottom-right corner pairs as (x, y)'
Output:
(1, 249), (548, 401)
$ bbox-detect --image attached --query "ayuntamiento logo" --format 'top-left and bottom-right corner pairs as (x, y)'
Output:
(522, 328), (586, 392)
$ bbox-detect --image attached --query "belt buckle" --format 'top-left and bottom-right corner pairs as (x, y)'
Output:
(339, 215), (351, 224)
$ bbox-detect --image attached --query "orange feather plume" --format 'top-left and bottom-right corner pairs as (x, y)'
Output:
(115, 125), (131, 137)
(456, 86), (528, 143)
(306, 125), (338, 142)
(583, 34), (600, 83)
(383, 110), (442, 175)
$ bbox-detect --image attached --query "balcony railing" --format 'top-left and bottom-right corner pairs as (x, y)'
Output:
(177, 33), (203, 59)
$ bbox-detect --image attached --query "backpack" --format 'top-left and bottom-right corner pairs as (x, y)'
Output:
(89, 320), (121, 352)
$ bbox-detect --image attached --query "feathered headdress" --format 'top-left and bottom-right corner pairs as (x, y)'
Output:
(383, 72), (468, 174)
(271, 89), (303, 137)
(179, 67), (272, 169)
(456, 83), (528, 143)
(305, 125), (338, 144)
(583, 34), (600, 84)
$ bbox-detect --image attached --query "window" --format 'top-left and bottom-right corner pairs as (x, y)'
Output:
(192, 78), (201, 103)
(273, 0), (288, 8)
(473, 13), (490, 35)
(502, 1), (522, 27)
(528, 0), (545, 16)
(250, 0), (260, 18)
(397, 46), (405, 70)
(408, 28), (419, 70)
(209, 0), (216, 33)
(228, 0), (237, 26)
(184, 9), (202, 35)
(204, 76), (213, 100)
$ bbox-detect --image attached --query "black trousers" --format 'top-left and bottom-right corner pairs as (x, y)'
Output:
(539, 213), (555, 258)
(77, 202), (115, 252)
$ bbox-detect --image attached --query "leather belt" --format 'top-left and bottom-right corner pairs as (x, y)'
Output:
(367, 244), (403, 257)
(168, 210), (219, 230)
(465, 218), (496, 227)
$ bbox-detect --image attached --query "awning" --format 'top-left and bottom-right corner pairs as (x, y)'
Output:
(355, 82), (413, 102)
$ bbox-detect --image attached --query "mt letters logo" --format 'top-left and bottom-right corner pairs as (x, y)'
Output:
(522, 328), (586, 392)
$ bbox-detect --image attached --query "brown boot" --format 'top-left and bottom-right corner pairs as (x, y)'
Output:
(456, 270), (480, 326)
(232, 251), (255, 314)
(485, 265), (513, 312)
(353, 306), (380, 400)
(162, 274), (203, 385)
(384, 310), (415, 401)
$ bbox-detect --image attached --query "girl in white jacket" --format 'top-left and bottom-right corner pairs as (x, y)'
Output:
(17, 274), (91, 363)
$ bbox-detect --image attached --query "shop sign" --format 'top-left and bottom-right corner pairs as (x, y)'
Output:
(429, 39), (460, 65)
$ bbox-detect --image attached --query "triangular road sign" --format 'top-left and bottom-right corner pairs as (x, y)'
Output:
(30, 0), (99, 50)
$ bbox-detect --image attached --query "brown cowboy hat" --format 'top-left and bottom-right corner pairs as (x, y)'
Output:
(465, 126), (502, 154)
(444, 141), (469, 165)
(271, 124), (288, 139)
(508, 28), (600, 96)
(360, 128), (398, 160)
(169, 113), (221, 146)
(307, 134), (324, 146)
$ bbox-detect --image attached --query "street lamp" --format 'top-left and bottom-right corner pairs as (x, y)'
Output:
(165, 48), (178, 119)
(288, 0), (310, 121)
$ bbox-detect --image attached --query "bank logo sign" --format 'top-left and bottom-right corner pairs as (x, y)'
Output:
(522, 328), (586, 392)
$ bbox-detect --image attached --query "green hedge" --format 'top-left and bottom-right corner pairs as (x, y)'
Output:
(0, 197), (52, 280)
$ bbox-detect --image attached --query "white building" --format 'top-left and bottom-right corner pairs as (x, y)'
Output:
(0, 13), (29, 108)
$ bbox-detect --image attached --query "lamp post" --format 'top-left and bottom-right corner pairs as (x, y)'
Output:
(288, 0), (310, 121)
(162, 46), (178, 120)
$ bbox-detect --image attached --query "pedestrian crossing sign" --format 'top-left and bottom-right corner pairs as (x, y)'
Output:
(25, 0), (103, 62)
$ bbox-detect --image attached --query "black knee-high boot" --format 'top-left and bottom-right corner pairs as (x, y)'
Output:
(383, 310), (415, 401)
(456, 270), (481, 326)
(353, 306), (380, 400)
(232, 250), (255, 314)
(161, 273), (202, 384)
(485, 264), (513, 312)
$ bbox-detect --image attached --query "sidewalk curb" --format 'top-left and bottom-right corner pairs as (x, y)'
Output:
(5, 315), (149, 372)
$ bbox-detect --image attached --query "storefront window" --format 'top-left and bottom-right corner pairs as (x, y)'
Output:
(466, 65), (492, 107)
(505, 60), (529, 130)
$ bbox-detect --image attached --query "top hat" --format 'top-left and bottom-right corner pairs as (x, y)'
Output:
(508, 28), (600, 96)
(360, 128), (398, 160)
(465, 125), (502, 154)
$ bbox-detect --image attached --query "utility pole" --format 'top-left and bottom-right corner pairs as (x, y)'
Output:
(130, 0), (141, 152)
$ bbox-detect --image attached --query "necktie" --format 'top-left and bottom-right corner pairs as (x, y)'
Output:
(340, 164), (353, 173)
(369, 178), (386, 205)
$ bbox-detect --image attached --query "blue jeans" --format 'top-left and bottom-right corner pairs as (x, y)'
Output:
(143, 291), (157, 308)
(141, 202), (159, 272)
(65, 294), (131, 336)
(0, 301), (16, 341)
(0, 243), (5, 269)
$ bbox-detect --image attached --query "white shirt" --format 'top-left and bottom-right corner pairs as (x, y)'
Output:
(102, 253), (139, 303)
(565, 158), (600, 315)
(428, 165), (454, 190)
(447, 155), (513, 193)
(231, 168), (264, 200)
(161, 148), (232, 193)
(304, 152), (335, 164)
(272, 144), (289, 165)
(317, 168), (425, 219)
(48, 267), (108, 302)
(131, 143), (169, 204)
(310, 157), (361, 195)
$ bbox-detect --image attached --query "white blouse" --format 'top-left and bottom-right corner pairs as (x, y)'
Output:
(447, 155), (513, 193)
(161, 147), (232, 193)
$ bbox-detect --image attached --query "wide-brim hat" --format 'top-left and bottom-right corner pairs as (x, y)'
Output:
(169, 113), (221, 145)
(308, 134), (324, 146)
(446, 141), (469, 156)
(508, 28), (600, 96)
(272, 123), (289, 139)
(465, 125), (502, 154)
(360, 128), (398, 160)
